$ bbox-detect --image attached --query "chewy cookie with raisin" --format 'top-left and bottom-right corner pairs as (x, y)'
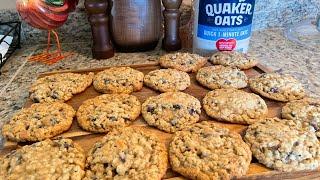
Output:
(142, 92), (201, 133)
(282, 98), (320, 137)
(244, 118), (320, 172)
(0, 139), (86, 179)
(29, 72), (94, 103)
(144, 69), (191, 92)
(84, 127), (167, 180)
(209, 51), (258, 70)
(169, 121), (252, 180)
(2, 102), (75, 142)
(249, 73), (305, 102)
(196, 65), (248, 90)
(76, 94), (141, 133)
(203, 89), (268, 124)
(93, 67), (144, 94)
(159, 52), (207, 73)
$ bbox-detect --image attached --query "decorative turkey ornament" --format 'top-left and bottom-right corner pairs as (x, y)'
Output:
(16, 0), (78, 64)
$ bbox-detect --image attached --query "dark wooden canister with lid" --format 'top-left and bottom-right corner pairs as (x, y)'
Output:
(86, 0), (183, 57)
(108, 0), (162, 52)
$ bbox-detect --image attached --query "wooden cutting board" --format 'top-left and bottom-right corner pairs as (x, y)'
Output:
(1, 62), (320, 179)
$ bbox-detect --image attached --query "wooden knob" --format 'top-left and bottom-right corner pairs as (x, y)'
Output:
(85, 0), (108, 14)
(162, 0), (182, 51)
(85, 0), (114, 59)
(162, 0), (182, 9)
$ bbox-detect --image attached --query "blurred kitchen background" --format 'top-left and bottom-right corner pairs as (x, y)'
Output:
(0, 0), (319, 45)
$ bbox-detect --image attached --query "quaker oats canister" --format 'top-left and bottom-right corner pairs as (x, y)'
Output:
(193, 0), (255, 55)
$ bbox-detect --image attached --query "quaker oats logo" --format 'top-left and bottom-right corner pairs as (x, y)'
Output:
(205, 0), (253, 26)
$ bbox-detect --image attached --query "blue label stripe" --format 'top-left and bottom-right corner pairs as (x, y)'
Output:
(197, 24), (253, 41)
(198, 0), (255, 27)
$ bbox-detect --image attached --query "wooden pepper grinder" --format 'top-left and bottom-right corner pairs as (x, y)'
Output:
(85, 0), (114, 59)
(162, 0), (182, 51)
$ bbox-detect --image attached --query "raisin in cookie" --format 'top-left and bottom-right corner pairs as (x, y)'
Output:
(196, 65), (248, 90)
(249, 73), (305, 102)
(209, 51), (258, 70)
(77, 94), (141, 133)
(203, 89), (267, 124)
(144, 69), (191, 92)
(84, 127), (167, 180)
(29, 72), (94, 103)
(0, 138), (85, 179)
(93, 67), (144, 94)
(169, 121), (252, 180)
(142, 92), (201, 133)
(159, 52), (207, 73)
(244, 118), (320, 172)
(282, 98), (320, 137)
(2, 102), (75, 142)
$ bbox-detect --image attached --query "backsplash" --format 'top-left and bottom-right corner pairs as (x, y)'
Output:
(0, 0), (319, 45)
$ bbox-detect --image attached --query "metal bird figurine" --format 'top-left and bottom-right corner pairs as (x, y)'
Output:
(16, 0), (78, 64)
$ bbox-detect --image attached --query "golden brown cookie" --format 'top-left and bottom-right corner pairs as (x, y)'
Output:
(209, 51), (258, 70)
(159, 52), (207, 72)
(142, 92), (201, 133)
(2, 102), (75, 142)
(84, 127), (167, 180)
(202, 89), (268, 124)
(196, 65), (248, 90)
(0, 139), (86, 179)
(29, 72), (94, 103)
(249, 73), (305, 102)
(93, 67), (144, 94)
(169, 121), (252, 179)
(282, 98), (320, 137)
(244, 118), (320, 172)
(76, 94), (141, 133)
(144, 69), (191, 92)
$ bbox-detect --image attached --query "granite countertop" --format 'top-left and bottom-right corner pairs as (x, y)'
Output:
(0, 28), (319, 147)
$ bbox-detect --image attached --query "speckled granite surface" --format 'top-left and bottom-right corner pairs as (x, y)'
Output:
(0, 28), (319, 148)
(1, 0), (319, 44)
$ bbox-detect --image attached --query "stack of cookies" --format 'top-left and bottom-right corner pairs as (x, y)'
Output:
(1, 51), (320, 180)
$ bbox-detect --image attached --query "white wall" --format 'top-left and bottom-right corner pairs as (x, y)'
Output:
(0, 0), (16, 10)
